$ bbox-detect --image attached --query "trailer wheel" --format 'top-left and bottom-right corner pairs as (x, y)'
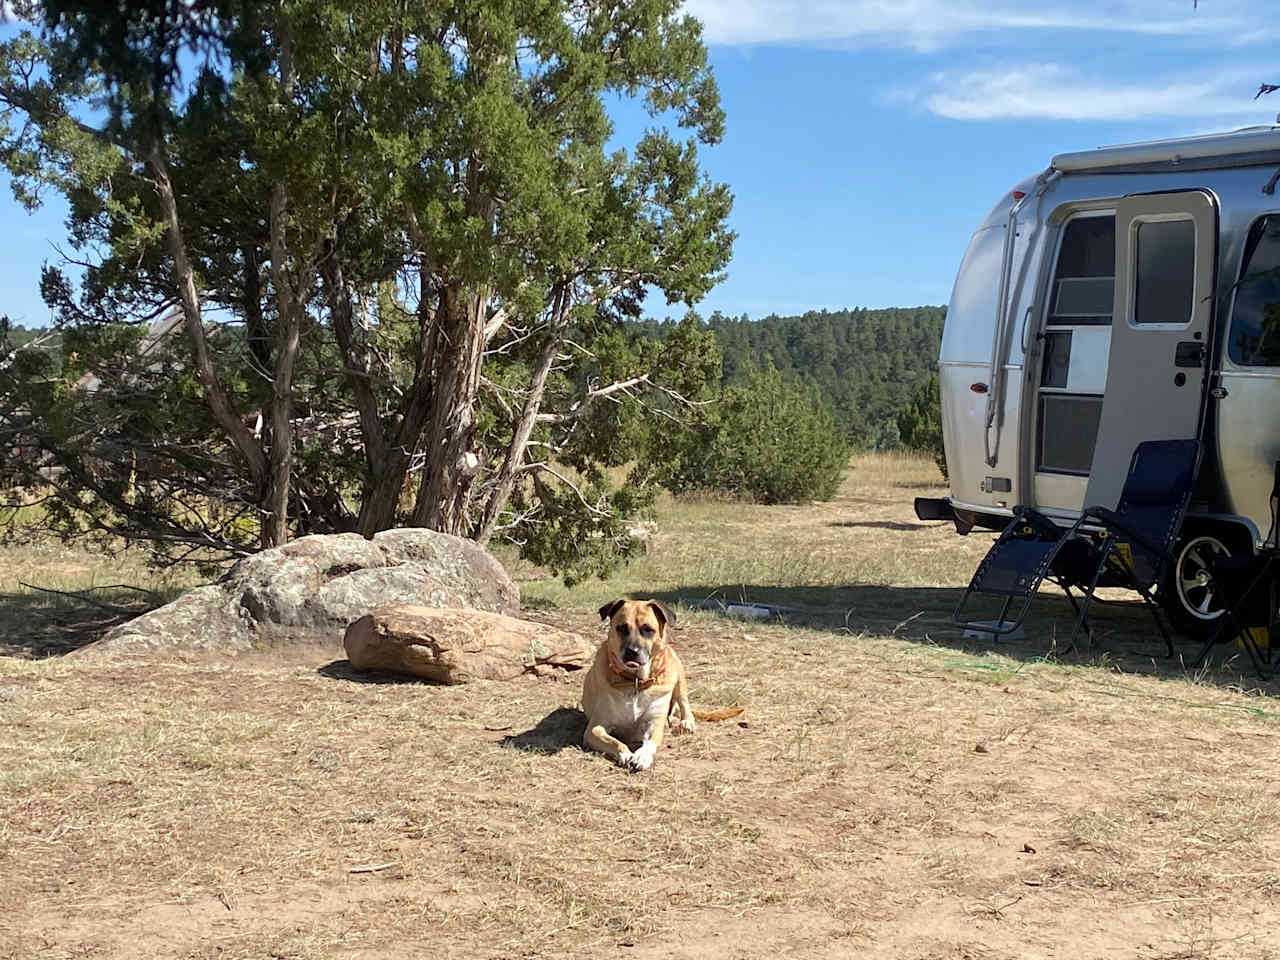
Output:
(1160, 534), (1232, 636)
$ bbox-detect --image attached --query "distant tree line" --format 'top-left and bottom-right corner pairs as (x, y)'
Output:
(3, 323), (58, 359)
(632, 305), (946, 452)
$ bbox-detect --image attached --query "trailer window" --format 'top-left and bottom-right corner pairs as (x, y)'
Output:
(1037, 395), (1102, 475)
(1228, 215), (1280, 366)
(1048, 215), (1114, 326)
(1133, 219), (1195, 326)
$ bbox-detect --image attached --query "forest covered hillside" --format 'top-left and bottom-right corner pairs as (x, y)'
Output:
(635, 306), (946, 449)
(7, 306), (945, 453)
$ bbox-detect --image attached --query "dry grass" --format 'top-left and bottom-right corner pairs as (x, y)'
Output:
(0, 514), (204, 658)
(3, 453), (1280, 959)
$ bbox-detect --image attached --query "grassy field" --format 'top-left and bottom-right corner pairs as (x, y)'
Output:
(2, 453), (1280, 959)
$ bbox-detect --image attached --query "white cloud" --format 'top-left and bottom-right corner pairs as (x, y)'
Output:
(683, 0), (1261, 50)
(913, 64), (1276, 122)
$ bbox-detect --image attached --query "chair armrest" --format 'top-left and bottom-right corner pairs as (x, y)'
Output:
(1080, 505), (1168, 557)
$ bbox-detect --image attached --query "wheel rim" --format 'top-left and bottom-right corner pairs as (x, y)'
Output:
(1175, 535), (1230, 621)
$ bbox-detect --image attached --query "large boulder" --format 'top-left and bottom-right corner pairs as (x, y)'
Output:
(74, 529), (519, 659)
(343, 605), (595, 683)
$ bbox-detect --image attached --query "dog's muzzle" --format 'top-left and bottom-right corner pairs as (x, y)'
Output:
(620, 644), (647, 669)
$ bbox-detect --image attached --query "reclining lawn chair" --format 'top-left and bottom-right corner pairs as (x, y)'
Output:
(955, 438), (1201, 655)
(1190, 460), (1280, 679)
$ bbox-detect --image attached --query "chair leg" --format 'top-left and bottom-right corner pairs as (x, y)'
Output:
(1237, 628), (1270, 681)
(1135, 581), (1174, 658)
(1067, 542), (1114, 652)
(954, 587), (1035, 640)
(1190, 559), (1275, 680)
(1190, 614), (1231, 670)
(1192, 613), (1270, 680)
(990, 596), (1014, 644)
(1057, 586), (1092, 655)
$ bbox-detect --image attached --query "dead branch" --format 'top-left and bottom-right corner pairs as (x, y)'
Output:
(348, 861), (400, 874)
(530, 464), (614, 519)
(535, 374), (651, 425)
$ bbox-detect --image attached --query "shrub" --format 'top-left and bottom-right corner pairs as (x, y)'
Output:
(897, 372), (948, 480)
(652, 362), (849, 503)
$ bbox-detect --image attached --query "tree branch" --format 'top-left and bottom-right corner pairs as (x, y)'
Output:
(147, 141), (268, 485)
(535, 374), (651, 425)
(476, 282), (571, 544)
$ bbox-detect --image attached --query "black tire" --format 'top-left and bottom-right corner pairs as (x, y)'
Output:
(1159, 534), (1233, 637)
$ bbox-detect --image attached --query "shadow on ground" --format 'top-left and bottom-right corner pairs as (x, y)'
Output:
(828, 520), (930, 531)
(315, 659), (443, 686)
(649, 582), (1274, 689)
(501, 707), (586, 754)
(0, 586), (170, 658)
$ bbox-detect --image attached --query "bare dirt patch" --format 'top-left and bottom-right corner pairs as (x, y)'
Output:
(4, 454), (1280, 958)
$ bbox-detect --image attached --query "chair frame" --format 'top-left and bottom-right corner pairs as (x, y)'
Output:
(955, 440), (1200, 654)
(1190, 555), (1275, 679)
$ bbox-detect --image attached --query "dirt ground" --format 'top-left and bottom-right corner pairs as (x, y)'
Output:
(3, 456), (1280, 959)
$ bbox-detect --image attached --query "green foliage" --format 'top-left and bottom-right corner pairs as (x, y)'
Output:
(897, 372), (947, 480)
(0, 2), (735, 580)
(495, 312), (721, 583)
(699, 306), (945, 449)
(652, 361), (849, 504)
(509, 464), (656, 588)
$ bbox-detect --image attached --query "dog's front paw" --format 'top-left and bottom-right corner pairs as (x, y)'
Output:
(615, 746), (634, 769)
(673, 715), (696, 735)
(626, 743), (656, 772)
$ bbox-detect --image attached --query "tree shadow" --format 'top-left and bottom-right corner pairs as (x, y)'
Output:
(500, 706), (586, 754)
(649, 582), (1274, 688)
(0, 586), (166, 658)
(315, 659), (442, 685)
(828, 520), (931, 531)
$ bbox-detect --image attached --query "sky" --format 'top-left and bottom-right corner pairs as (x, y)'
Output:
(2, 0), (1279, 327)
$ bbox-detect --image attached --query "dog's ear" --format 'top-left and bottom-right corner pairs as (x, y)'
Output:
(598, 598), (627, 622)
(647, 600), (676, 630)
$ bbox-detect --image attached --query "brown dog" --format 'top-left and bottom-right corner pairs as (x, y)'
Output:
(581, 598), (695, 772)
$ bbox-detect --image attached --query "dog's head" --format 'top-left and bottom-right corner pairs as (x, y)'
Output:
(598, 598), (676, 682)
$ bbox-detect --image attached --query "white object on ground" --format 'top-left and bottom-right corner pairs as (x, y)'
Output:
(962, 620), (1026, 641)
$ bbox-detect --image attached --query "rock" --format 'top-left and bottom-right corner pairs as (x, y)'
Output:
(74, 529), (519, 659)
(344, 605), (594, 683)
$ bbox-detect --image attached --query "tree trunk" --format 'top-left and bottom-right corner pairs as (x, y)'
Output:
(326, 254), (438, 537)
(261, 23), (302, 549)
(241, 243), (272, 382)
(322, 244), (385, 470)
(410, 283), (488, 535)
(262, 182), (301, 547)
(323, 247), (395, 536)
(360, 362), (435, 535)
(476, 285), (569, 544)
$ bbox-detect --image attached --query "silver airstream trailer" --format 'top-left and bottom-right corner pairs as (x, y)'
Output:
(915, 126), (1280, 632)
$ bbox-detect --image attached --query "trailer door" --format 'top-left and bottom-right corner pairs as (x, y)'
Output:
(1083, 190), (1216, 510)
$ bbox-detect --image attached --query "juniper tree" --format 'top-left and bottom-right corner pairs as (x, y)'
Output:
(0, 0), (732, 579)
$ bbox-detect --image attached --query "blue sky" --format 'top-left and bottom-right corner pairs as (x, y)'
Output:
(3, 0), (1280, 326)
